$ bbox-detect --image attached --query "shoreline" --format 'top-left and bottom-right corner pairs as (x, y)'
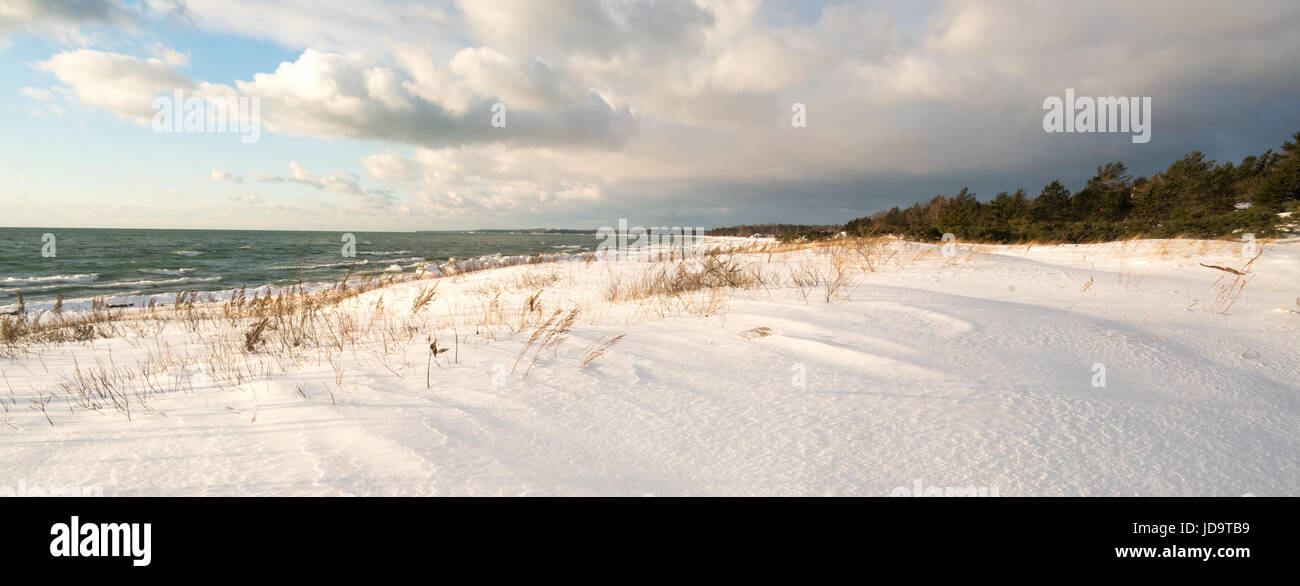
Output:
(0, 235), (752, 316)
(7, 233), (1291, 317)
(2, 236), (1297, 496)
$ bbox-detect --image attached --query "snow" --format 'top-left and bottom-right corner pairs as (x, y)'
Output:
(1, 237), (1297, 496)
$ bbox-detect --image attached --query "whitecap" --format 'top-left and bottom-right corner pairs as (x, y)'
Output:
(0, 273), (99, 287)
(137, 268), (197, 276)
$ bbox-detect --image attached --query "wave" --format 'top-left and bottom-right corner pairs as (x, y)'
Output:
(359, 250), (413, 256)
(87, 276), (223, 289)
(2, 245), (599, 311)
(173, 250), (202, 257)
(137, 268), (197, 276)
(265, 259), (370, 271)
(0, 283), (76, 296)
(0, 273), (99, 288)
(0, 274), (219, 296)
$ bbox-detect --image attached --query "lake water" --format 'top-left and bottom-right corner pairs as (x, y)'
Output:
(0, 228), (594, 312)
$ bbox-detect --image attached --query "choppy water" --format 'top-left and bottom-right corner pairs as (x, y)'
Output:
(0, 228), (593, 312)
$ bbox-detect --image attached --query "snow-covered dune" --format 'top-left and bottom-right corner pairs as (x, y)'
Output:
(2, 238), (1296, 496)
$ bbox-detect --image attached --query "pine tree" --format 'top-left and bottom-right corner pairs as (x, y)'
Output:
(1031, 181), (1071, 223)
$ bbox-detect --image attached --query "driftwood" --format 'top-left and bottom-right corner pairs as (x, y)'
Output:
(1199, 263), (1246, 276)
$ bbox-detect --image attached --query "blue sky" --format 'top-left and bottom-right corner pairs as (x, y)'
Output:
(2, 0), (1299, 231)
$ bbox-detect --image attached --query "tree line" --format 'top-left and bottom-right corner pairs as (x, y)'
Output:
(822, 132), (1300, 243)
(706, 223), (842, 237)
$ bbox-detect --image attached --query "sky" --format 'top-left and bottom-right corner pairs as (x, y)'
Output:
(1, 0), (1299, 231)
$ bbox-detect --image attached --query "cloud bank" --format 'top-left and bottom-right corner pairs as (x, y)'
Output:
(12, 0), (1300, 228)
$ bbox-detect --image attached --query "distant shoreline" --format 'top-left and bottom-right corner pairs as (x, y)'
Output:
(0, 226), (601, 234)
